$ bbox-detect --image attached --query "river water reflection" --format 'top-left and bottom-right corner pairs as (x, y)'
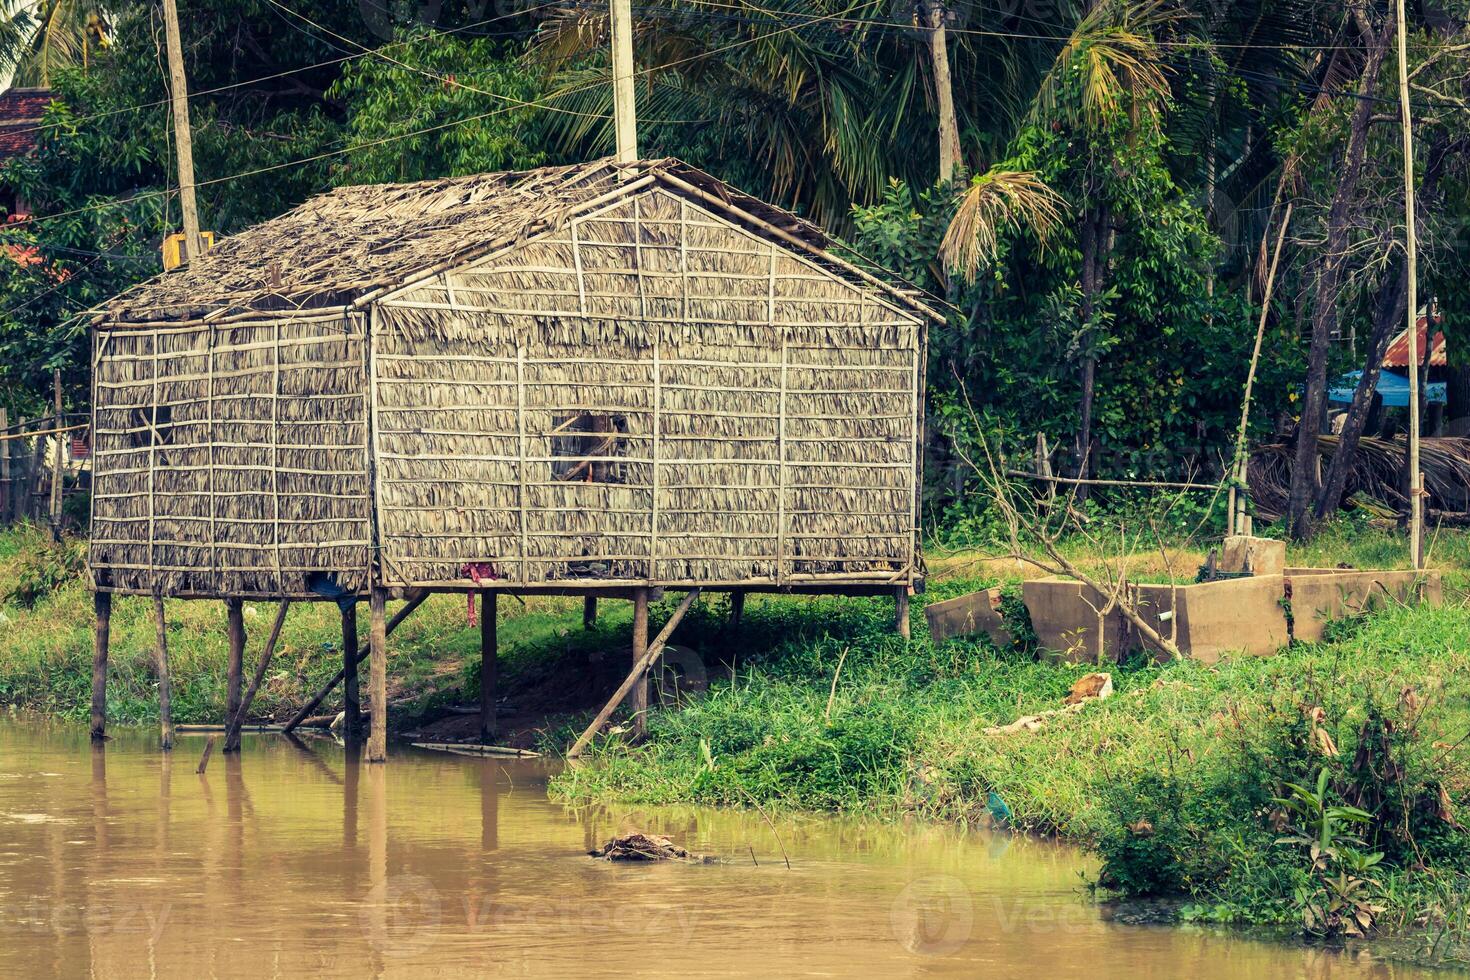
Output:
(0, 719), (1429, 978)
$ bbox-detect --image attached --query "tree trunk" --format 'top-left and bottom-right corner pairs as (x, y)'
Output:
(1315, 258), (1407, 519)
(1447, 358), (1470, 426)
(1075, 206), (1103, 501)
(926, 0), (962, 184)
(1285, 15), (1395, 540)
(1316, 135), (1459, 518)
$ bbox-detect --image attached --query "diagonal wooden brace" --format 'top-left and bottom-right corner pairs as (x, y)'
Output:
(566, 588), (702, 759)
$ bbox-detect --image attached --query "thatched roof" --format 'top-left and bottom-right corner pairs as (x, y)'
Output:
(100, 157), (941, 325)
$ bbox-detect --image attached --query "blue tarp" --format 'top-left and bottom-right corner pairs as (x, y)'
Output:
(1329, 370), (1446, 407)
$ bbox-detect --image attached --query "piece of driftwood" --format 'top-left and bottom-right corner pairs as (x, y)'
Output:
(411, 741), (540, 758)
(195, 736), (217, 775)
(566, 587), (702, 759)
(589, 832), (713, 863)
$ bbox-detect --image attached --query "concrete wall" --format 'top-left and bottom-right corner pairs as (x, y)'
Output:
(1133, 575), (1290, 663)
(1285, 568), (1443, 643)
(1020, 577), (1134, 664)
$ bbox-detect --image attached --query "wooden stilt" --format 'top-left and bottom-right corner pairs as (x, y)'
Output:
(152, 591), (174, 751)
(90, 590), (111, 741)
(342, 602), (360, 743)
(367, 588), (388, 763)
(224, 598), (245, 746)
(221, 599), (290, 755)
(479, 590), (498, 743)
(729, 589), (746, 629)
(583, 594), (597, 631)
(280, 590), (426, 735)
(894, 587), (911, 640)
(631, 588), (650, 739)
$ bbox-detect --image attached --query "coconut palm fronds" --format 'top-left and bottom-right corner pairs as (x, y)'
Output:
(1248, 437), (1470, 524)
(939, 168), (1067, 284)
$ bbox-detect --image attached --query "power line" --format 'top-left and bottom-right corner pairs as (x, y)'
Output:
(13, 0), (1464, 237)
(0, 0), (570, 145)
(265, 0), (631, 120)
(6, 2), (871, 229)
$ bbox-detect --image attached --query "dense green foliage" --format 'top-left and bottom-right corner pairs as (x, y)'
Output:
(1, 0), (1466, 513)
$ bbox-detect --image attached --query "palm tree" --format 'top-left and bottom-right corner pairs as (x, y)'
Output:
(526, 0), (1068, 231)
(0, 0), (109, 87)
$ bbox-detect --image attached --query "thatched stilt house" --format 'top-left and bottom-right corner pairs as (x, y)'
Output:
(87, 158), (941, 759)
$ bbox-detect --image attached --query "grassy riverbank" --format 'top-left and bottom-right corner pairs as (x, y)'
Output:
(1, 521), (1468, 958)
(546, 523), (1470, 956)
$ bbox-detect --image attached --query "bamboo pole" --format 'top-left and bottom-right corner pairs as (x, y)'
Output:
(1006, 469), (1217, 492)
(583, 595), (597, 631)
(280, 590), (427, 735)
(0, 422), (88, 444)
(90, 591), (111, 740)
(368, 589), (388, 763)
(152, 591), (173, 751)
(479, 590), (498, 743)
(729, 589), (745, 629)
(219, 600), (290, 756)
(1396, 0), (1424, 570)
(894, 586), (911, 640)
(1229, 203), (1294, 535)
(566, 587), (702, 759)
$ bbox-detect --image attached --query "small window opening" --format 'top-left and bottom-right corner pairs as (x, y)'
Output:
(128, 404), (174, 450)
(550, 413), (628, 483)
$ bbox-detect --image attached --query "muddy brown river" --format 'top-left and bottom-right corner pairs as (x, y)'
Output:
(0, 719), (1434, 978)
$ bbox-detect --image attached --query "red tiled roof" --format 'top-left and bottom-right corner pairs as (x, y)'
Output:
(0, 88), (54, 161)
(1383, 314), (1447, 368)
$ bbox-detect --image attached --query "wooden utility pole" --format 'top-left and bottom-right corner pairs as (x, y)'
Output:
(161, 0), (204, 262)
(48, 369), (63, 528)
(924, 0), (962, 184)
(610, 0), (637, 165)
(1396, 0), (1423, 569)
